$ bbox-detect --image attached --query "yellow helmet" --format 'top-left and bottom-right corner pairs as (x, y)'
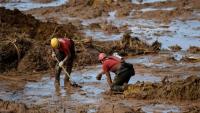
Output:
(51, 38), (59, 48)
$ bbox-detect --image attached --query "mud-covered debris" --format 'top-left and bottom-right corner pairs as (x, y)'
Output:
(169, 45), (182, 52)
(0, 7), (160, 74)
(0, 99), (48, 113)
(151, 40), (161, 52)
(101, 23), (120, 34)
(62, 0), (134, 19)
(0, 8), (77, 73)
(90, 0), (115, 7)
(91, 30), (161, 56)
(17, 44), (51, 72)
(0, 38), (32, 73)
(124, 75), (200, 100)
(187, 46), (200, 54)
(32, 0), (54, 3)
(182, 56), (200, 63)
(183, 106), (200, 113)
(88, 23), (102, 29)
(97, 102), (143, 113)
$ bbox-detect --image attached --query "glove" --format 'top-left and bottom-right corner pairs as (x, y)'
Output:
(51, 52), (56, 58)
(113, 52), (122, 59)
(96, 74), (102, 80)
(58, 61), (64, 67)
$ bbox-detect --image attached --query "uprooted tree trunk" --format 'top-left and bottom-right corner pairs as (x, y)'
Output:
(0, 38), (32, 73)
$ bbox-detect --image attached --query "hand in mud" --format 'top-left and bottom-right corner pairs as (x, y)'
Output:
(96, 74), (102, 80)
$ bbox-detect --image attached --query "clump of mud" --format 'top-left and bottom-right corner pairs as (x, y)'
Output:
(67, 0), (200, 21)
(0, 38), (32, 73)
(97, 102), (143, 113)
(187, 46), (200, 54)
(51, 0), (134, 19)
(124, 76), (200, 100)
(96, 31), (161, 55)
(169, 45), (182, 52)
(0, 99), (48, 113)
(0, 7), (77, 73)
(32, 0), (54, 3)
(184, 106), (200, 113)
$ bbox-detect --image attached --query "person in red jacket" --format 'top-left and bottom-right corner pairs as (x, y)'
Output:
(96, 53), (135, 92)
(50, 37), (75, 85)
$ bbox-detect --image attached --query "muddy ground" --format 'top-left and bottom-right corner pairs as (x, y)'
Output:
(0, 0), (200, 113)
(0, 7), (160, 73)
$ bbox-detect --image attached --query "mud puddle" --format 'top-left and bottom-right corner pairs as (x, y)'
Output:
(120, 19), (200, 50)
(81, 10), (200, 50)
(84, 30), (123, 41)
(0, 62), (162, 108)
(126, 55), (172, 68)
(142, 104), (180, 113)
(139, 7), (175, 12)
(0, 0), (68, 11)
(25, 6), (200, 50)
(0, 55), (199, 112)
(130, 74), (161, 83)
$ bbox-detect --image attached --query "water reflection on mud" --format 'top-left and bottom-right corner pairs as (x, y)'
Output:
(142, 104), (180, 113)
(83, 11), (200, 50)
(0, 61), (163, 106)
(131, 0), (176, 4)
(0, 0), (68, 11)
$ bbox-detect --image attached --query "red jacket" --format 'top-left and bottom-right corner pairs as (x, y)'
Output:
(58, 38), (73, 56)
(102, 56), (121, 73)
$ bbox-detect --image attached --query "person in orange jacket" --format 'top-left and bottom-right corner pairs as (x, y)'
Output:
(96, 53), (135, 92)
(50, 37), (75, 84)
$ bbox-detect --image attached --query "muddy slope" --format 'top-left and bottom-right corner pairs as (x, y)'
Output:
(27, 0), (200, 22)
(0, 7), (77, 73)
(124, 76), (200, 100)
(0, 7), (160, 73)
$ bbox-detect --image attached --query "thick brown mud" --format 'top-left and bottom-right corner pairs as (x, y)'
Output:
(0, 7), (159, 73)
(0, 0), (200, 113)
(0, 53), (200, 113)
(124, 75), (200, 100)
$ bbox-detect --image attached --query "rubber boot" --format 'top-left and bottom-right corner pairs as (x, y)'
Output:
(55, 64), (61, 81)
(111, 85), (124, 92)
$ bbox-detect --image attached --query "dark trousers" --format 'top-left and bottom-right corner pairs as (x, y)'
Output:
(111, 62), (135, 92)
(55, 45), (75, 82)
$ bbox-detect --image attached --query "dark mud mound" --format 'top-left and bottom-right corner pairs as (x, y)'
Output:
(0, 7), (77, 41)
(56, 0), (133, 19)
(0, 7), (77, 73)
(32, 0), (54, 3)
(97, 102), (142, 113)
(187, 46), (200, 54)
(93, 32), (161, 56)
(0, 8), (39, 40)
(131, 0), (200, 22)
(185, 106), (200, 113)
(124, 76), (200, 100)
(0, 99), (47, 113)
(73, 31), (160, 68)
(0, 38), (32, 73)
(17, 43), (51, 72)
